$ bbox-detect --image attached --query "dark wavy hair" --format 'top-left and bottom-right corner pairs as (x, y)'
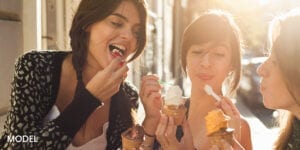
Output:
(69, 0), (147, 74)
(69, 0), (147, 148)
(181, 10), (242, 96)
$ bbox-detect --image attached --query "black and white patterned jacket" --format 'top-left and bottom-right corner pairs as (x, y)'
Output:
(0, 50), (139, 149)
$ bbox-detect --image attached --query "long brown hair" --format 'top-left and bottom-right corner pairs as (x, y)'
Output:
(68, 1), (147, 148)
(181, 10), (243, 96)
(69, 0), (147, 74)
(268, 9), (300, 149)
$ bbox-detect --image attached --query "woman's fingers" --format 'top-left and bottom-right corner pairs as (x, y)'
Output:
(165, 117), (177, 139)
(86, 58), (128, 101)
(216, 97), (242, 142)
(216, 97), (240, 118)
(142, 83), (161, 98)
(110, 63), (128, 83)
(182, 119), (193, 141)
(155, 115), (180, 149)
(148, 92), (162, 107)
(103, 57), (124, 76)
(142, 74), (159, 82)
(181, 119), (195, 150)
(155, 114), (169, 147)
(210, 139), (236, 150)
(140, 75), (161, 99)
(223, 98), (240, 116)
(210, 145), (219, 150)
(220, 139), (234, 150)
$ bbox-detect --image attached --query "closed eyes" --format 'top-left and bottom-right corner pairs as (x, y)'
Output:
(111, 21), (123, 27)
(214, 53), (225, 57)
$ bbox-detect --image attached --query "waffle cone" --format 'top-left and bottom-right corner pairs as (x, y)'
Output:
(208, 128), (234, 149)
(121, 126), (144, 149)
(162, 105), (187, 125)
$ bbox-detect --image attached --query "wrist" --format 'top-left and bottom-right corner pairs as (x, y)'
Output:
(143, 116), (160, 135)
(140, 135), (155, 150)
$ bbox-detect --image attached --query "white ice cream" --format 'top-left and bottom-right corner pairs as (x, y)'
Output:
(164, 85), (184, 106)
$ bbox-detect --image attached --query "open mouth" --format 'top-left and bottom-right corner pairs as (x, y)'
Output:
(109, 44), (125, 57)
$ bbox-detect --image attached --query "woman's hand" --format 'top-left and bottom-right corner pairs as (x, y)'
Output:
(155, 115), (194, 150)
(86, 57), (128, 102)
(140, 75), (162, 135)
(210, 137), (245, 150)
(215, 97), (241, 142)
(179, 118), (194, 150)
(140, 75), (162, 118)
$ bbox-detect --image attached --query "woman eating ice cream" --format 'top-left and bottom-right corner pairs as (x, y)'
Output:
(219, 9), (300, 150)
(0, 0), (147, 149)
(147, 10), (253, 150)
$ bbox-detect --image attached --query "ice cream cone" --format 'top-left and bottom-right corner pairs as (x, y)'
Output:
(162, 104), (187, 125)
(162, 85), (186, 125)
(121, 125), (144, 149)
(208, 128), (234, 149)
(205, 109), (234, 149)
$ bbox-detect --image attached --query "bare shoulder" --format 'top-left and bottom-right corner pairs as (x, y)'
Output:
(240, 117), (251, 132)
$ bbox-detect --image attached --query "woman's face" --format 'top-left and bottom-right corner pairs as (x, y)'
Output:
(86, 0), (141, 70)
(257, 52), (295, 110)
(186, 41), (232, 94)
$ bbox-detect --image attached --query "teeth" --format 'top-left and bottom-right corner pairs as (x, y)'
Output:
(114, 44), (125, 51)
(110, 44), (125, 56)
(112, 49), (123, 56)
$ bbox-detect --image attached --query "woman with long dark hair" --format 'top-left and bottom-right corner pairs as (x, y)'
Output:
(0, 0), (148, 149)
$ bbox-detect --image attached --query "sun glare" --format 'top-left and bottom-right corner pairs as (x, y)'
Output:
(259, 0), (271, 6)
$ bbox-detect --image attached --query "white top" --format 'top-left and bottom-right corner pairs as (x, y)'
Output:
(67, 122), (108, 150)
(44, 105), (108, 150)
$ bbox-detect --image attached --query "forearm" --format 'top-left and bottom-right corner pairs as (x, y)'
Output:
(54, 80), (102, 138)
(142, 116), (160, 136)
(141, 116), (160, 149)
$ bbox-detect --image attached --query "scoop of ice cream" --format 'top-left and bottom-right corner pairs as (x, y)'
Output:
(164, 85), (184, 106)
(205, 109), (230, 135)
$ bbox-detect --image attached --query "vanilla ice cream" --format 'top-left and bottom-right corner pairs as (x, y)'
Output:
(162, 85), (186, 125)
(164, 85), (184, 106)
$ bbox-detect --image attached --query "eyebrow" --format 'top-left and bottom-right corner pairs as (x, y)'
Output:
(111, 13), (128, 22)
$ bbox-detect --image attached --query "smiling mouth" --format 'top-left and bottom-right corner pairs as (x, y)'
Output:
(109, 44), (125, 57)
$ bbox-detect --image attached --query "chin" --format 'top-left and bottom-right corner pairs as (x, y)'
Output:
(262, 98), (273, 109)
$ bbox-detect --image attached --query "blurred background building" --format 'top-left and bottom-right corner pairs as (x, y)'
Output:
(1, 0), (300, 149)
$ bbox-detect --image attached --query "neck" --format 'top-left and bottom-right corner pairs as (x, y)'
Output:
(188, 88), (217, 119)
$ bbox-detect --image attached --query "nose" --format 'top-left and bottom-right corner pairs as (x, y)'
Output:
(257, 62), (266, 77)
(120, 28), (134, 41)
(200, 53), (212, 68)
